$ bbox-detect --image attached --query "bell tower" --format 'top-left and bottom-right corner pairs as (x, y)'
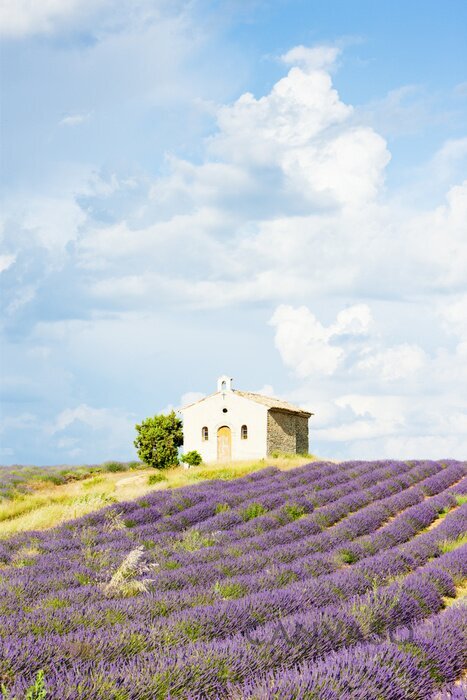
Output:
(217, 375), (233, 392)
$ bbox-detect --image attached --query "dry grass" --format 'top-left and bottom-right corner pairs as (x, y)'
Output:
(444, 578), (467, 608)
(0, 455), (316, 537)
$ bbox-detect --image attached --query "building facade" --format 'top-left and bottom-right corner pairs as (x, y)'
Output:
(180, 376), (312, 462)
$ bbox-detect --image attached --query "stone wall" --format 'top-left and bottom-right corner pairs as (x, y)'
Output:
(295, 414), (309, 454)
(267, 410), (309, 455)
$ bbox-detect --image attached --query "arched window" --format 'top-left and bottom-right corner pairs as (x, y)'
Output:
(221, 380), (226, 390)
(202, 426), (209, 441)
(241, 424), (248, 440)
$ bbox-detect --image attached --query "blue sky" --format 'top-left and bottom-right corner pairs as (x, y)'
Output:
(1, 0), (467, 465)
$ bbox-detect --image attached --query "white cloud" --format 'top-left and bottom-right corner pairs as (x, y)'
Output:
(356, 344), (426, 381)
(332, 305), (372, 336)
(211, 58), (354, 166)
(0, 412), (38, 434)
(0, 0), (182, 39)
(281, 45), (340, 71)
(71, 43), (393, 311)
(0, 0), (102, 37)
(270, 302), (428, 384)
(180, 391), (205, 407)
(357, 85), (436, 139)
(271, 300), (467, 459)
(406, 180), (467, 290)
(160, 391), (206, 415)
(270, 303), (372, 378)
(59, 112), (91, 127)
(50, 403), (133, 434)
(270, 305), (344, 377)
(48, 403), (136, 459)
(22, 196), (86, 255)
(282, 126), (390, 206)
(47, 45), (463, 314)
(437, 294), (467, 338)
(250, 384), (275, 397)
(0, 253), (15, 273)
(433, 137), (467, 167)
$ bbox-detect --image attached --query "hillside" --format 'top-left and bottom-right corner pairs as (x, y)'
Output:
(0, 455), (313, 536)
(0, 459), (466, 698)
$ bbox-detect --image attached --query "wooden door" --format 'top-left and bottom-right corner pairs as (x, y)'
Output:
(217, 426), (232, 462)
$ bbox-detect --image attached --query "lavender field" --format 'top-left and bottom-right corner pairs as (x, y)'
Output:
(1, 459), (466, 699)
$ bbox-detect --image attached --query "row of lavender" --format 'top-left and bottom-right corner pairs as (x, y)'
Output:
(0, 459), (465, 699)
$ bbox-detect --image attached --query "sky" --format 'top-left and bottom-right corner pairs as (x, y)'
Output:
(1, 0), (467, 465)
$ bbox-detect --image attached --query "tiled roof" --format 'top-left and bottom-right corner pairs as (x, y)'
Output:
(233, 391), (313, 417)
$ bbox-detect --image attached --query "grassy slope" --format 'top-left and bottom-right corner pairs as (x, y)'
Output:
(0, 455), (315, 537)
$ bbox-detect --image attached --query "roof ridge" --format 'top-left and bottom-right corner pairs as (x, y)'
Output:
(233, 389), (312, 416)
(180, 388), (313, 417)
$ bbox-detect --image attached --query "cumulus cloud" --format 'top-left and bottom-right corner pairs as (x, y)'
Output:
(270, 303), (427, 384)
(271, 300), (467, 459)
(11, 43), (461, 316)
(270, 303), (372, 378)
(356, 344), (426, 381)
(405, 179), (467, 290)
(211, 54), (355, 167)
(48, 403), (137, 459)
(23, 197), (86, 254)
(281, 45), (341, 71)
(68, 47), (393, 311)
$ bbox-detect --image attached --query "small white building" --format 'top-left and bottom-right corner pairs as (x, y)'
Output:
(180, 376), (313, 463)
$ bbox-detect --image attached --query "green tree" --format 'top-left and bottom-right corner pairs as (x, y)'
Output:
(180, 450), (202, 467)
(134, 411), (183, 469)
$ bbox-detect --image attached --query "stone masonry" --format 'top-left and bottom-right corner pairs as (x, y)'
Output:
(267, 409), (309, 455)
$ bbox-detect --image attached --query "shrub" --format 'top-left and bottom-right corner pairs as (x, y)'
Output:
(42, 474), (66, 486)
(180, 450), (202, 467)
(128, 461), (144, 470)
(103, 461), (127, 473)
(213, 581), (247, 599)
(283, 502), (306, 521)
(148, 473), (167, 485)
(134, 411), (183, 469)
(215, 502), (230, 514)
(25, 670), (47, 700)
(241, 502), (268, 521)
(338, 548), (360, 564)
(174, 530), (218, 552)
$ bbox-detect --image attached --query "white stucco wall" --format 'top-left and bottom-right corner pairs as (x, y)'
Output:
(180, 390), (268, 462)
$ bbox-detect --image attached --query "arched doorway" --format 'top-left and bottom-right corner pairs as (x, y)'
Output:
(217, 426), (231, 462)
